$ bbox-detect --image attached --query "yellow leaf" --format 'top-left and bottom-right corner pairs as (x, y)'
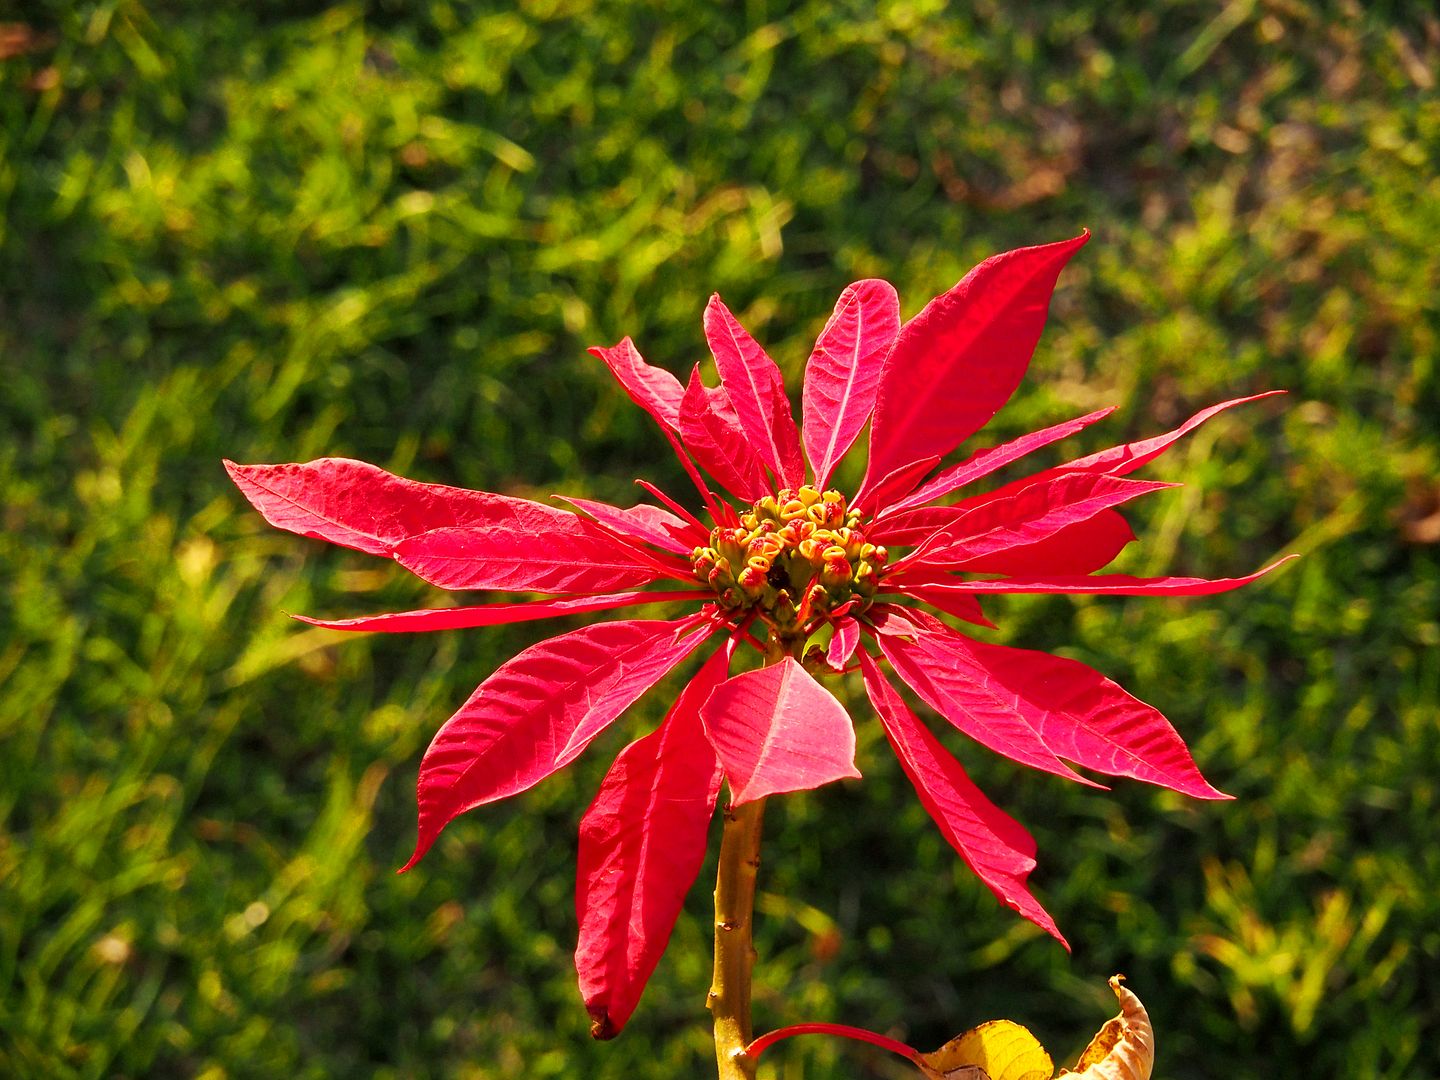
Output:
(1059, 976), (1154, 1080)
(920, 1019), (1055, 1080)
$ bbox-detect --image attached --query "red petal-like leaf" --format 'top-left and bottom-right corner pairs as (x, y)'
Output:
(963, 636), (1228, 799)
(589, 337), (686, 432)
(872, 609), (1097, 786)
(875, 607), (1226, 799)
(394, 522), (678, 593)
(575, 647), (728, 1039)
(224, 457), (559, 558)
(700, 657), (861, 805)
(292, 589), (706, 633)
(802, 279), (901, 489)
(560, 496), (704, 555)
(826, 617), (860, 671)
(859, 653), (1066, 947)
(680, 366), (771, 502)
(898, 474), (1172, 574)
(894, 558), (1296, 596)
(959, 509), (1136, 576)
(863, 232), (1089, 491)
(403, 616), (711, 870)
(705, 295), (805, 490)
(880, 406), (1116, 518)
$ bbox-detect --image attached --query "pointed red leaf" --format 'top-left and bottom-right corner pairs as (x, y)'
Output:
(224, 457), (561, 557)
(1058, 392), (1285, 478)
(704, 295), (805, 490)
(859, 653), (1065, 946)
(589, 339), (721, 512)
(802, 279), (901, 489)
(826, 617), (860, 671)
(880, 406), (1116, 518)
(965, 635), (1228, 798)
(292, 589), (706, 633)
(890, 584), (993, 628)
(560, 495), (704, 555)
(875, 607), (1226, 799)
(403, 616), (711, 870)
(852, 456), (941, 516)
(959, 509), (1136, 576)
(589, 338), (686, 432)
(634, 478), (711, 535)
(863, 232), (1089, 490)
(393, 522), (679, 593)
(700, 657), (861, 805)
(898, 474), (1173, 574)
(894, 557), (1296, 596)
(679, 366), (771, 502)
(575, 647), (728, 1039)
(953, 393), (1290, 518)
(871, 609), (1097, 786)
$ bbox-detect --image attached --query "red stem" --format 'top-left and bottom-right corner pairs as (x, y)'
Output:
(745, 1022), (926, 1068)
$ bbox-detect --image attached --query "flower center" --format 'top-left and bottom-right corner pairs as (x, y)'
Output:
(692, 487), (887, 632)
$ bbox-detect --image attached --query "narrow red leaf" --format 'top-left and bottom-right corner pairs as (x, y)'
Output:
(867, 504), (969, 547)
(291, 589), (707, 633)
(852, 456), (941, 517)
(1058, 391), (1285, 478)
(863, 232), (1089, 491)
(403, 616), (711, 871)
(952, 393), (1290, 519)
(802, 279), (901, 489)
(889, 584), (993, 628)
(879, 406), (1116, 518)
(958, 508), (1137, 576)
(634, 478), (713, 536)
(826, 617), (860, 670)
(679, 366), (772, 502)
(393, 522), (679, 593)
(589, 339), (720, 512)
(704, 295), (805, 490)
(893, 558), (1296, 596)
(224, 457), (561, 557)
(875, 607), (1227, 799)
(870, 606), (1098, 785)
(700, 657), (861, 805)
(859, 653), (1066, 946)
(575, 647), (728, 1039)
(560, 496), (704, 555)
(589, 337), (686, 432)
(897, 474), (1173, 574)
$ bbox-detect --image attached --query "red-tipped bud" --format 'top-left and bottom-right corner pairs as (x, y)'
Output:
(739, 565), (767, 591)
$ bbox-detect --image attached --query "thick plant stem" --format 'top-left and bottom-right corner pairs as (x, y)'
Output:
(708, 796), (766, 1079)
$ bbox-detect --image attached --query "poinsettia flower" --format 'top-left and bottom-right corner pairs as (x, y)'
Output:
(226, 231), (1292, 1037)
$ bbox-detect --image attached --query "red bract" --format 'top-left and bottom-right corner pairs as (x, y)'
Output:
(227, 231), (1293, 1036)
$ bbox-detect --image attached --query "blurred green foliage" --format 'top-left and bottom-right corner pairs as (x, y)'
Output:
(2, 1), (1437, 1077)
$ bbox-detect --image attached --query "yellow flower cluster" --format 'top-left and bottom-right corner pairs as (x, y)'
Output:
(692, 487), (887, 630)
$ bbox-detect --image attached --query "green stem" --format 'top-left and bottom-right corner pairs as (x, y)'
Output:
(708, 797), (766, 1080)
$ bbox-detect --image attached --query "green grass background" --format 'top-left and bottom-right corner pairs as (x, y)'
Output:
(2, 2), (1437, 1077)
